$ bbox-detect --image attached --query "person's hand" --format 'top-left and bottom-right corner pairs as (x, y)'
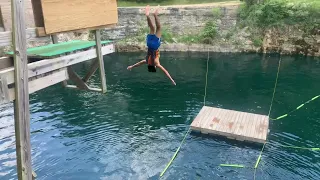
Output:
(172, 80), (176, 86)
(127, 66), (133, 71)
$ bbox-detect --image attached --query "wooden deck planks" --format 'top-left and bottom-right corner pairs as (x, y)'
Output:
(191, 106), (269, 144)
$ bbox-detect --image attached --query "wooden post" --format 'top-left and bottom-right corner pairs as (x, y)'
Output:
(82, 59), (99, 83)
(51, 35), (58, 44)
(0, 75), (9, 104)
(94, 29), (107, 93)
(11, 0), (32, 179)
(51, 34), (67, 87)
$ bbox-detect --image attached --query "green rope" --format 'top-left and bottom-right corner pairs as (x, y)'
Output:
(160, 49), (211, 177)
(254, 142), (266, 169)
(160, 128), (191, 177)
(268, 57), (282, 117)
(254, 57), (282, 179)
(253, 142), (266, 180)
(204, 50), (210, 106)
(220, 164), (245, 168)
(271, 143), (320, 151)
(271, 95), (320, 120)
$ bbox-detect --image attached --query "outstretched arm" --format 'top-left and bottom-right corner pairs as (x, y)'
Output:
(157, 64), (176, 85)
(127, 60), (146, 70)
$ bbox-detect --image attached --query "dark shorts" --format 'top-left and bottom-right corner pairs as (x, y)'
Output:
(146, 34), (161, 50)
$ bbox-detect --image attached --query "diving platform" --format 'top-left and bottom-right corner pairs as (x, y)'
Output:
(0, 40), (114, 104)
(191, 106), (269, 144)
(0, 0), (118, 178)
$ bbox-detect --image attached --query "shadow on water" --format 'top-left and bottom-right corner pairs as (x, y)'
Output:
(0, 52), (319, 180)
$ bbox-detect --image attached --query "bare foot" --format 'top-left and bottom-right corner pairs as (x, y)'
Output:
(154, 5), (160, 16)
(145, 5), (150, 16)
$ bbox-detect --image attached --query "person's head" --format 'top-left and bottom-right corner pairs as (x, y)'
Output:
(148, 65), (157, 72)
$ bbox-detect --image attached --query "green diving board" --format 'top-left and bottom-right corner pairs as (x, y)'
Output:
(6, 40), (112, 58)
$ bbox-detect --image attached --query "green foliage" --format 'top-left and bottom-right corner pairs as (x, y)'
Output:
(201, 21), (218, 40)
(212, 7), (222, 18)
(239, 0), (320, 33)
(252, 37), (263, 47)
(161, 28), (174, 43)
(136, 26), (149, 42)
(240, 0), (264, 6)
(177, 21), (219, 44)
(178, 34), (201, 44)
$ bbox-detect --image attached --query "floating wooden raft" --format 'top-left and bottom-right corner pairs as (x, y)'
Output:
(191, 106), (269, 144)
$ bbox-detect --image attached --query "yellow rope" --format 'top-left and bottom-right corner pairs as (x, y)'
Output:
(270, 95), (320, 120)
(160, 128), (191, 177)
(253, 142), (266, 180)
(204, 50), (210, 106)
(254, 57), (282, 179)
(268, 57), (282, 117)
(160, 50), (210, 177)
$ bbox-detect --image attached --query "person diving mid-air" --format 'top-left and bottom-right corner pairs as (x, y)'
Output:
(127, 5), (176, 86)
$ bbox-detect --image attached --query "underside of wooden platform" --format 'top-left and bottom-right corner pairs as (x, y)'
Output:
(0, 42), (114, 104)
(191, 106), (269, 144)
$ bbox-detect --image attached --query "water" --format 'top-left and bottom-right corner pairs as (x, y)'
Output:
(0, 52), (320, 180)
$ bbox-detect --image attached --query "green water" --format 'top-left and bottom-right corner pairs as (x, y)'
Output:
(0, 52), (319, 180)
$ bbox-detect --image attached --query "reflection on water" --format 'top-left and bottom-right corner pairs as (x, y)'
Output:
(0, 52), (319, 180)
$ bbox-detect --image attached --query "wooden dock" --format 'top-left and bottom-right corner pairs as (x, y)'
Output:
(191, 106), (269, 144)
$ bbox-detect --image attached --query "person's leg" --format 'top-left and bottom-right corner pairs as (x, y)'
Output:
(154, 6), (161, 38)
(146, 5), (155, 34)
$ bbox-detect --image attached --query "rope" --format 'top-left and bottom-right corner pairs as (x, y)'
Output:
(160, 50), (210, 177)
(268, 57), (282, 117)
(270, 95), (320, 120)
(204, 50), (210, 106)
(254, 56), (282, 179)
(160, 128), (191, 177)
(253, 142), (266, 180)
(268, 143), (320, 151)
(220, 164), (245, 168)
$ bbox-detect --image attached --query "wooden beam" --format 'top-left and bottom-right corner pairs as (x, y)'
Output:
(50, 34), (67, 87)
(35, 27), (46, 37)
(11, 0), (32, 179)
(67, 67), (89, 90)
(0, 57), (13, 70)
(94, 29), (107, 93)
(82, 59), (99, 83)
(31, 0), (45, 27)
(0, 28), (51, 47)
(0, 0), (35, 31)
(65, 84), (102, 92)
(0, 44), (114, 85)
(0, 74), (9, 104)
(51, 34), (58, 44)
(8, 68), (68, 102)
(0, 6), (5, 31)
